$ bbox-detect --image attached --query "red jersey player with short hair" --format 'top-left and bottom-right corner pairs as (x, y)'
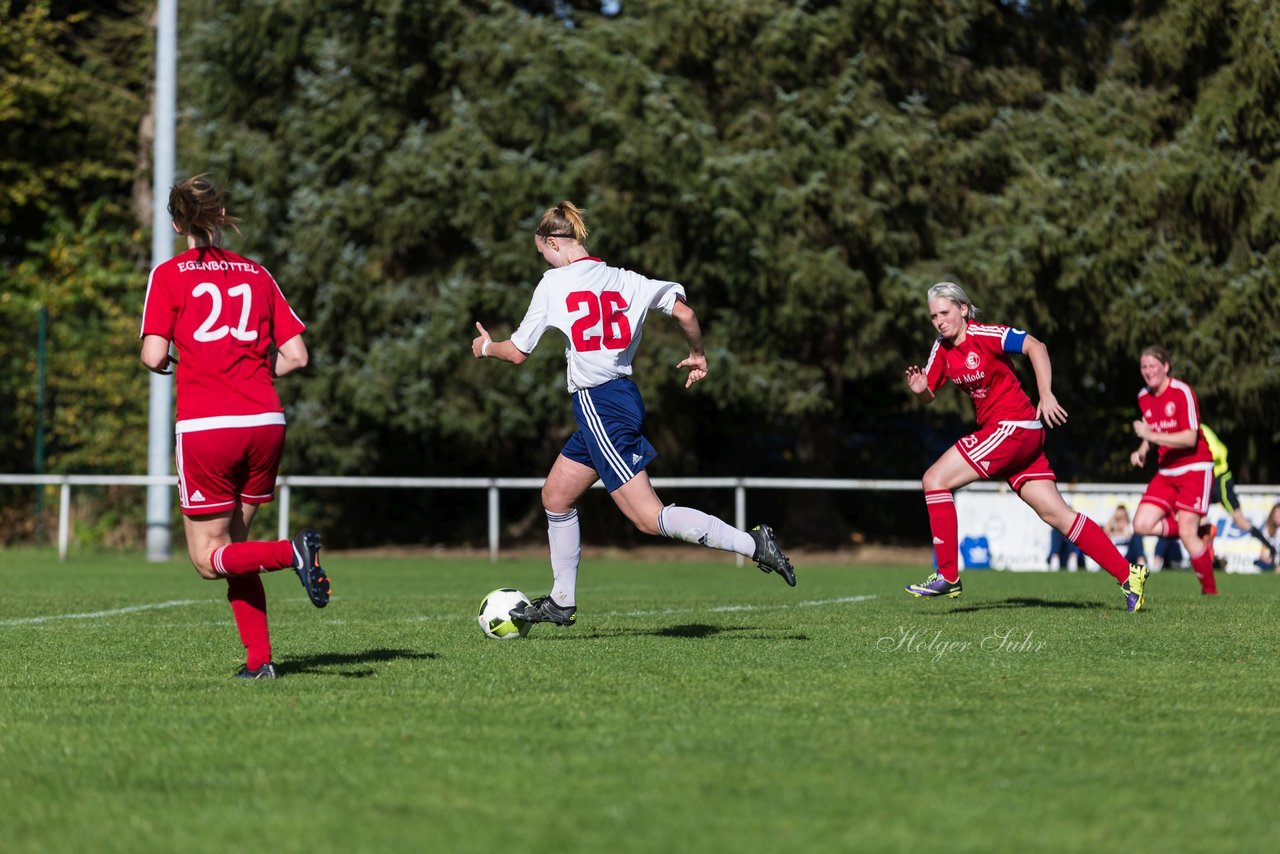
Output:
(140, 175), (331, 679)
(1129, 345), (1218, 595)
(903, 282), (1149, 611)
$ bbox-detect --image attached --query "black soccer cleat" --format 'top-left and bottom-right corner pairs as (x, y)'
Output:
(234, 662), (279, 679)
(749, 524), (796, 587)
(291, 528), (331, 608)
(509, 595), (577, 626)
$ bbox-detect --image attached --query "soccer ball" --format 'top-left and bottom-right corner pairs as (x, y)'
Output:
(477, 588), (532, 640)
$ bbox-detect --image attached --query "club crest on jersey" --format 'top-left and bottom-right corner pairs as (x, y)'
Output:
(964, 352), (980, 370)
(1164, 402), (1176, 417)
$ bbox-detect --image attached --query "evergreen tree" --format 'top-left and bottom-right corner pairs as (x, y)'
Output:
(1, 1), (151, 546)
(5, 0), (1275, 547)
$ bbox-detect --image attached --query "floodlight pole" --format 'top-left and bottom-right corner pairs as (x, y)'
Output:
(146, 0), (178, 562)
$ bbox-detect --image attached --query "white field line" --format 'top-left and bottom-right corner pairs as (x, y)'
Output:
(410, 594), (878, 622)
(0, 598), (218, 626)
(0, 595), (330, 627)
(3, 594), (877, 628)
(704, 594), (877, 613)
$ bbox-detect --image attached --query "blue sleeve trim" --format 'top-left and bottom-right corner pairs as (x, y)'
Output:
(1003, 328), (1028, 353)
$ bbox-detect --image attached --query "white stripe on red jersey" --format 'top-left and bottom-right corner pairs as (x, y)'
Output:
(1137, 378), (1212, 470)
(922, 322), (1037, 427)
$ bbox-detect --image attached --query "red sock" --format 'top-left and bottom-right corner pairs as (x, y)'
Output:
(211, 540), (293, 576)
(1158, 515), (1176, 538)
(1189, 545), (1217, 594)
(925, 490), (959, 583)
(1065, 513), (1130, 583)
(226, 575), (271, 669)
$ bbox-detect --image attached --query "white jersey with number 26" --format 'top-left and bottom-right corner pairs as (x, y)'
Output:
(509, 257), (686, 393)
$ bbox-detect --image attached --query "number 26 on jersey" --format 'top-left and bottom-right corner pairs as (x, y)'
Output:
(568, 290), (631, 351)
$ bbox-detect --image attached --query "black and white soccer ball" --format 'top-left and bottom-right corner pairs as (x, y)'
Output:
(477, 588), (532, 640)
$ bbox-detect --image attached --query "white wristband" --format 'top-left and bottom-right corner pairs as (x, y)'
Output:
(481, 339), (492, 357)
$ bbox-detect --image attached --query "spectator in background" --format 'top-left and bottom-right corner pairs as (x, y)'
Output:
(1047, 525), (1083, 570)
(1106, 504), (1147, 567)
(1258, 503), (1280, 572)
(1152, 536), (1185, 572)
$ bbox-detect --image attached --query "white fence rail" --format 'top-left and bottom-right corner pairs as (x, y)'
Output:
(4, 474), (1277, 567)
(1, 473), (927, 562)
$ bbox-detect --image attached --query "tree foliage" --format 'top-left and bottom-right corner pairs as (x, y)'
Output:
(1, 1), (150, 477)
(4, 0), (1277, 547)
(1, 1), (150, 544)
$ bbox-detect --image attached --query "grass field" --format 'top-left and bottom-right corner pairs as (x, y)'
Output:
(2, 549), (1278, 853)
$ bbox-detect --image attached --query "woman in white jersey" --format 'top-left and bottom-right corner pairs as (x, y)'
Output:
(471, 201), (795, 626)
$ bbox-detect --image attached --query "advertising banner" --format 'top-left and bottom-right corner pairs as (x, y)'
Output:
(954, 486), (1279, 573)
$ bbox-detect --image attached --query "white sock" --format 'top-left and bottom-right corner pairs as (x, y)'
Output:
(547, 509), (580, 607)
(658, 505), (755, 557)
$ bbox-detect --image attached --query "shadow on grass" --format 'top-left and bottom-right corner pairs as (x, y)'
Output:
(281, 647), (439, 678)
(943, 597), (1105, 613)
(533, 623), (809, 641)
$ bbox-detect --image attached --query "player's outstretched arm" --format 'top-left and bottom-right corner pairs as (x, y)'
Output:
(472, 321), (527, 365)
(1022, 335), (1067, 428)
(904, 365), (934, 403)
(671, 301), (707, 389)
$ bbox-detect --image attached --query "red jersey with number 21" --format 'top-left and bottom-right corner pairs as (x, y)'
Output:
(923, 321), (1038, 427)
(140, 247), (306, 424)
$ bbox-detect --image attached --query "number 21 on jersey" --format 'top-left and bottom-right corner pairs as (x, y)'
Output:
(568, 290), (631, 351)
(192, 281), (258, 343)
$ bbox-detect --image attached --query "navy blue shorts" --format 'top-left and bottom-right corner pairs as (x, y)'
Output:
(562, 378), (657, 493)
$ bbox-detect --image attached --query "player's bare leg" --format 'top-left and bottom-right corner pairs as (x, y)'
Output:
(183, 510), (243, 578)
(1177, 508), (1217, 595)
(609, 472), (665, 534)
(921, 446), (984, 494)
(1131, 502), (1174, 539)
(542, 453), (599, 515)
(182, 507), (278, 676)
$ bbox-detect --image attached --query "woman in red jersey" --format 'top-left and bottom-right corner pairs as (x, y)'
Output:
(903, 282), (1148, 611)
(140, 176), (331, 678)
(1129, 345), (1218, 595)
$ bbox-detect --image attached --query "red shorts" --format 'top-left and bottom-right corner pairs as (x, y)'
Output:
(956, 421), (1055, 492)
(175, 425), (285, 516)
(1139, 465), (1212, 516)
